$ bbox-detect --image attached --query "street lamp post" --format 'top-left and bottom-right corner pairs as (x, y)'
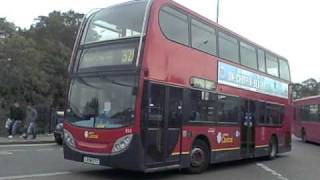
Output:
(216, 0), (220, 24)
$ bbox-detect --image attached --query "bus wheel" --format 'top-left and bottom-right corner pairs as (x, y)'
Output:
(268, 136), (278, 159)
(187, 139), (209, 174)
(301, 129), (307, 143)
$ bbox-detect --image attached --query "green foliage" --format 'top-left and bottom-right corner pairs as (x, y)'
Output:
(0, 18), (15, 35)
(292, 78), (320, 99)
(0, 11), (83, 134)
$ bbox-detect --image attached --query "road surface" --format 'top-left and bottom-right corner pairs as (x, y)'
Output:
(0, 137), (319, 180)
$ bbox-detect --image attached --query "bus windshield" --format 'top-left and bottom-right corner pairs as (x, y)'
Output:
(66, 75), (137, 129)
(82, 1), (148, 44)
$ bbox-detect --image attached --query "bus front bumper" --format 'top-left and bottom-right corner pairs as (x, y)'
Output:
(63, 134), (144, 171)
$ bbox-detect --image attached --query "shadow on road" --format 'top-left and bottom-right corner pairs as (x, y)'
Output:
(76, 155), (290, 179)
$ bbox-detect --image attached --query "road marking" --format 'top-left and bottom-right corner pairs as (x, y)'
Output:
(0, 143), (56, 148)
(256, 163), (289, 180)
(7, 150), (25, 152)
(0, 171), (71, 180)
(0, 148), (60, 154)
(0, 151), (13, 155)
(36, 148), (55, 152)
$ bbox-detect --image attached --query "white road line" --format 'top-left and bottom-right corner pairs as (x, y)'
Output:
(36, 148), (55, 152)
(0, 151), (13, 155)
(0, 171), (71, 180)
(256, 163), (289, 180)
(7, 150), (25, 152)
(0, 143), (56, 148)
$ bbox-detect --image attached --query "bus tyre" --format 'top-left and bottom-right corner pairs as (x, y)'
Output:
(268, 137), (278, 159)
(301, 129), (306, 143)
(187, 140), (209, 174)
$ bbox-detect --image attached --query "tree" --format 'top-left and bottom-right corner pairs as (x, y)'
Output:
(0, 18), (15, 36)
(292, 78), (320, 100)
(29, 10), (84, 49)
(25, 10), (84, 109)
(0, 33), (50, 106)
(0, 11), (84, 134)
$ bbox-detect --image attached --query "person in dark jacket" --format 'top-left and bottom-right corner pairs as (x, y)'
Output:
(8, 102), (24, 138)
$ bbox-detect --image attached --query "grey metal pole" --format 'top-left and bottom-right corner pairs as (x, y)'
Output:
(216, 0), (220, 24)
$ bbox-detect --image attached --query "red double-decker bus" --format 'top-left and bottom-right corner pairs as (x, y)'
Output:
(64, 0), (292, 173)
(293, 96), (320, 143)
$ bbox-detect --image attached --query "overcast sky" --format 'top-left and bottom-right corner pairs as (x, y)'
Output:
(0, 0), (319, 83)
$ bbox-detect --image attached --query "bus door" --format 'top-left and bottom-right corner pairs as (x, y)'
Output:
(142, 83), (183, 167)
(240, 100), (256, 158)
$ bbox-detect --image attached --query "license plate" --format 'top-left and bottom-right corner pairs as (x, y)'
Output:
(83, 156), (100, 165)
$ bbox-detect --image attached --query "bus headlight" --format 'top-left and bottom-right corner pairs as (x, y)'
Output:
(64, 129), (75, 148)
(112, 134), (133, 154)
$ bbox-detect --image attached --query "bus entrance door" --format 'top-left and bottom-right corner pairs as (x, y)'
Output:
(143, 83), (183, 168)
(240, 100), (256, 158)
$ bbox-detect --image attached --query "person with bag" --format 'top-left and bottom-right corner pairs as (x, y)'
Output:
(5, 118), (13, 137)
(9, 102), (24, 138)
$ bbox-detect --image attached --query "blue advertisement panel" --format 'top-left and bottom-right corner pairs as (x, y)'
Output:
(218, 62), (288, 99)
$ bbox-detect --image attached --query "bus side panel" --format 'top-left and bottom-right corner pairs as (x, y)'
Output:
(293, 119), (302, 139)
(303, 122), (320, 143)
(293, 97), (320, 143)
(255, 126), (291, 157)
(181, 126), (241, 165)
(143, 0), (218, 88)
(210, 126), (242, 163)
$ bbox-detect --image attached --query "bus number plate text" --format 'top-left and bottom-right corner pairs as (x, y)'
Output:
(83, 156), (100, 165)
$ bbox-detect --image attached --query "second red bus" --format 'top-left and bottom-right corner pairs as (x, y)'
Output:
(293, 96), (320, 143)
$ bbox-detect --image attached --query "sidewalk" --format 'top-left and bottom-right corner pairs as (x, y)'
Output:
(0, 134), (55, 145)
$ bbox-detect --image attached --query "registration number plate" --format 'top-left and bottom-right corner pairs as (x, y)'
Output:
(83, 156), (100, 165)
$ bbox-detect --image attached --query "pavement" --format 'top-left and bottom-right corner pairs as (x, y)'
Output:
(0, 137), (320, 180)
(0, 134), (55, 145)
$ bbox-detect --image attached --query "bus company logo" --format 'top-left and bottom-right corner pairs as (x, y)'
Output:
(84, 131), (99, 139)
(217, 132), (222, 144)
(84, 131), (89, 138)
(235, 130), (240, 138)
(217, 132), (234, 144)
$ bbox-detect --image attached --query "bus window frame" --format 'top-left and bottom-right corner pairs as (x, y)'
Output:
(255, 102), (285, 127)
(217, 31), (241, 64)
(158, 4), (190, 47)
(190, 17), (217, 56)
(157, 3), (291, 84)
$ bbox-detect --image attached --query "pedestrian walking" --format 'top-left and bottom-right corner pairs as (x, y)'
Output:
(23, 103), (38, 139)
(9, 102), (24, 138)
(5, 118), (13, 136)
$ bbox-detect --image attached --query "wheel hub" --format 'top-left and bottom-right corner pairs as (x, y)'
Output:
(191, 147), (205, 167)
